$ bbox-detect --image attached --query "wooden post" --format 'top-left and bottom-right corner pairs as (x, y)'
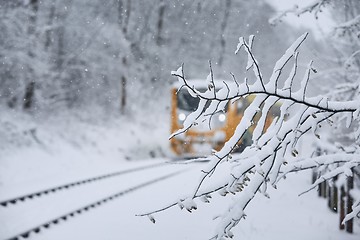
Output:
(345, 176), (353, 233)
(328, 177), (338, 213)
(319, 181), (327, 198)
(318, 181), (322, 197)
(323, 182), (328, 198)
(332, 183), (338, 212)
(339, 186), (345, 230)
(312, 170), (317, 184)
(328, 184), (332, 209)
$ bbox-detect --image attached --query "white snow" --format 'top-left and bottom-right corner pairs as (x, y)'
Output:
(3, 163), (358, 240)
(0, 110), (359, 239)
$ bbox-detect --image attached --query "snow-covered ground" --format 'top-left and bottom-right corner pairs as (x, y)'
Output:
(46, 171), (360, 240)
(0, 110), (359, 239)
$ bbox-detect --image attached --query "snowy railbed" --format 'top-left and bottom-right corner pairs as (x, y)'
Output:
(0, 109), (359, 239)
(0, 109), (170, 196)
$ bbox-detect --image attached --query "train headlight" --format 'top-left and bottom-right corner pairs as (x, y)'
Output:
(210, 112), (227, 129)
(178, 113), (186, 122)
(218, 113), (226, 122)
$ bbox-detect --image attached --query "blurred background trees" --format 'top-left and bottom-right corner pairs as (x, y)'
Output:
(0, 0), (293, 117)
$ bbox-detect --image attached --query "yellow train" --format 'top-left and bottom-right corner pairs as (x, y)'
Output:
(170, 79), (279, 157)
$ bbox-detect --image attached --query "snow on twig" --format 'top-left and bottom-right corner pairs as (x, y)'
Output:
(141, 33), (360, 239)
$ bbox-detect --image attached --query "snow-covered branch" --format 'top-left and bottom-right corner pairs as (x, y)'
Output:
(335, 15), (360, 32)
(269, 0), (330, 25)
(270, 1), (360, 233)
(140, 33), (360, 239)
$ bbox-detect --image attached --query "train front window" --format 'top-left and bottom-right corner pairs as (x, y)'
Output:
(177, 89), (200, 112)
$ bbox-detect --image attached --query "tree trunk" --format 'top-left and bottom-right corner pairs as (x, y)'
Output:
(122, 0), (131, 35)
(23, 0), (39, 110)
(118, 0), (131, 114)
(56, 25), (65, 69)
(28, 0), (39, 37)
(120, 57), (127, 114)
(23, 81), (35, 110)
(45, 0), (56, 51)
(156, 0), (166, 46)
(218, 0), (231, 66)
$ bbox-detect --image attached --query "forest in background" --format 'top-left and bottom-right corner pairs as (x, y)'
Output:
(0, 0), (298, 118)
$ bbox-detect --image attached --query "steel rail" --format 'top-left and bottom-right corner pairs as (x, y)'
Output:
(4, 170), (185, 240)
(0, 162), (168, 207)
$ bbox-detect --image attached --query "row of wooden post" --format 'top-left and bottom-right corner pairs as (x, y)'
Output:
(313, 172), (354, 233)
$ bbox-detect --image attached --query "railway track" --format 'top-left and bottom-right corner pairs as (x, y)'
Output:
(0, 161), (191, 240)
(0, 162), (167, 207)
(3, 170), (184, 240)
